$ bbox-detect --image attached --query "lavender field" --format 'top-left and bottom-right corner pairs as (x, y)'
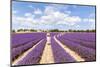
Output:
(12, 1), (96, 66)
(11, 32), (96, 66)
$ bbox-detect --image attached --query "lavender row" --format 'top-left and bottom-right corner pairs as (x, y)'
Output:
(51, 37), (76, 63)
(59, 35), (96, 49)
(61, 32), (95, 42)
(50, 32), (59, 37)
(69, 38), (95, 49)
(12, 39), (41, 61)
(17, 39), (46, 65)
(11, 33), (46, 48)
(57, 37), (96, 61)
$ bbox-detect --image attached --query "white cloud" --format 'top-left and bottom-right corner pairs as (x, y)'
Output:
(44, 6), (56, 15)
(90, 21), (95, 29)
(83, 18), (95, 29)
(76, 25), (80, 28)
(34, 8), (42, 14)
(25, 13), (32, 17)
(64, 16), (81, 25)
(55, 16), (81, 26)
(89, 13), (95, 18)
(12, 5), (88, 30)
(16, 17), (26, 23)
(64, 11), (71, 14)
(12, 5), (79, 29)
(53, 11), (68, 18)
(12, 15), (35, 30)
(89, 19), (95, 23)
(31, 5), (82, 27)
(12, 10), (18, 14)
(83, 18), (95, 23)
(29, 5), (33, 8)
(35, 5), (82, 26)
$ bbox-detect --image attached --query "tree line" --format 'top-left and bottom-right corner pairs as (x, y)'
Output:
(12, 29), (96, 32)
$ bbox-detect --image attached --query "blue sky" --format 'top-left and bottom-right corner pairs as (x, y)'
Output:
(12, 1), (96, 30)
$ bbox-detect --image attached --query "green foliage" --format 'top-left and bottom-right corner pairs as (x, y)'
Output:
(14, 28), (96, 32)
(30, 29), (37, 32)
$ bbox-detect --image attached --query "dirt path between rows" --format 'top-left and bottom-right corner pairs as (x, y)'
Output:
(39, 33), (54, 64)
(12, 39), (44, 66)
(54, 36), (85, 62)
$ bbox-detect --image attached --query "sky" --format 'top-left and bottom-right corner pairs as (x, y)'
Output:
(12, 1), (96, 30)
